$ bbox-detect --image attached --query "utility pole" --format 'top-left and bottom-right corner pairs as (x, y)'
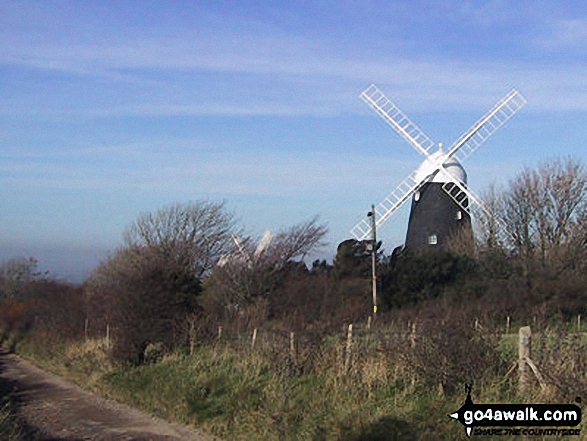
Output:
(367, 204), (377, 317)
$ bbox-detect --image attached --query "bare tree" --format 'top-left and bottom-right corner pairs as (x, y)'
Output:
(123, 200), (240, 278)
(84, 200), (240, 362)
(446, 226), (476, 258)
(474, 184), (509, 251)
(536, 158), (587, 257)
(503, 169), (541, 265)
(0, 257), (42, 302)
(256, 217), (328, 269)
(558, 202), (587, 275)
(490, 157), (587, 275)
(202, 217), (328, 315)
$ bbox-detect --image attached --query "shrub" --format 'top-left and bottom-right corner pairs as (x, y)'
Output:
(143, 342), (166, 364)
(86, 246), (202, 365)
(402, 318), (505, 395)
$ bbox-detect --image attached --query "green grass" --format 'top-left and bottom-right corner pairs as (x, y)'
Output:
(15, 336), (467, 439)
(101, 345), (463, 440)
(16, 335), (112, 393)
(0, 397), (24, 441)
(13, 326), (586, 440)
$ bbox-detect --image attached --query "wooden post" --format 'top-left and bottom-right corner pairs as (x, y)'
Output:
(578, 315), (581, 333)
(217, 326), (223, 340)
(187, 316), (196, 355)
(251, 328), (257, 350)
(289, 332), (295, 361)
(189, 326), (195, 356)
(518, 326), (531, 392)
(344, 324), (353, 372)
(506, 316), (510, 334)
(84, 317), (89, 339)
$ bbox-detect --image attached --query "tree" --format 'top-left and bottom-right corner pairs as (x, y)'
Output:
(0, 257), (42, 302)
(85, 200), (238, 363)
(474, 184), (510, 251)
(123, 200), (240, 279)
(378, 249), (474, 309)
(564, 206), (587, 274)
(448, 157), (587, 320)
(28, 279), (85, 340)
(310, 259), (332, 274)
(264, 217), (328, 266)
(85, 245), (202, 364)
(202, 217), (328, 317)
(502, 157), (587, 271)
(331, 239), (376, 279)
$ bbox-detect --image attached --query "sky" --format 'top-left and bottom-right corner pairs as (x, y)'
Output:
(1, 0), (586, 281)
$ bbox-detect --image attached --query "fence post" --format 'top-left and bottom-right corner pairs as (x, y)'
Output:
(217, 326), (223, 340)
(251, 328), (258, 350)
(344, 324), (353, 372)
(290, 332), (296, 361)
(105, 323), (110, 349)
(518, 326), (531, 392)
(188, 316), (196, 355)
(506, 316), (510, 334)
(84, 317), (89, 339)
(578, 315), (581, 333)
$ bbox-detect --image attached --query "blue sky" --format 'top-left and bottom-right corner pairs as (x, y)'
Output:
(1, 0), (586, 281)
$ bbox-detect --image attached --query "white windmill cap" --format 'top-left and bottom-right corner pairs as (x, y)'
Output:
(438, 155), (467, 184)
(414, 149), (467, 184)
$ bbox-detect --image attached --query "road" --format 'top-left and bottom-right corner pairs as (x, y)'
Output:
(0, 351), (218, 441)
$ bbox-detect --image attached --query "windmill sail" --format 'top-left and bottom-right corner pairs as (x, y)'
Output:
(350, 169), (433, 240)
(360, 84), (435, 156)
(446, 89), (527, 163)
(442, 180), (515, 247)
(352, 84), (525, 250)
(254, 230), (273, 258)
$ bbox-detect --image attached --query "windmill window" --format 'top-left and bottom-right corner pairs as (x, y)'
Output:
(456, 210), (462, 220)
(428, 234), (438, 245)
(414, 191), (420, 202)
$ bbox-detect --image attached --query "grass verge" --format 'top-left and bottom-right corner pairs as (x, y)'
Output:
(13, 324), (584, 440)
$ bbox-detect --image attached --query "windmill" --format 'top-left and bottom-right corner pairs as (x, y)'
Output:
(217, 230), (274, 267)
(350, 84), (526, 251)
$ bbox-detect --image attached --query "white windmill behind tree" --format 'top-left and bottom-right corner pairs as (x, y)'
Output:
(351, 84), (526, 252)
(217, 230), (274, 268)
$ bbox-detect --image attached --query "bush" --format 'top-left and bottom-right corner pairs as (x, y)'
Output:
(402, 318), (505, 395)
(143, 342), (166, 364)
(86, 246), (202, 365)
(379, 249), (475, 309)
(28, 280), (85, 340)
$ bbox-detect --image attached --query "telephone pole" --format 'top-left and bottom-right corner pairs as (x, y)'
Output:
(367, 204), (377, 317)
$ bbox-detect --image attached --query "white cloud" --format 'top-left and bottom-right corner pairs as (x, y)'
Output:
(0, 145), (136, 159)
(0, 139), (413, 199)
(2, 4), (587, 117)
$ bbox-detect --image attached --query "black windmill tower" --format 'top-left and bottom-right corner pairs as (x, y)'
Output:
(350, 85), (526, 252)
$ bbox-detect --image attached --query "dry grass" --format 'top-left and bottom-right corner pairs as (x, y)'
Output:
(14, 320), (587, 440)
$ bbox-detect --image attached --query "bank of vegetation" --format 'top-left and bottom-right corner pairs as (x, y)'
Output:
(1, 157), (586, 440)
